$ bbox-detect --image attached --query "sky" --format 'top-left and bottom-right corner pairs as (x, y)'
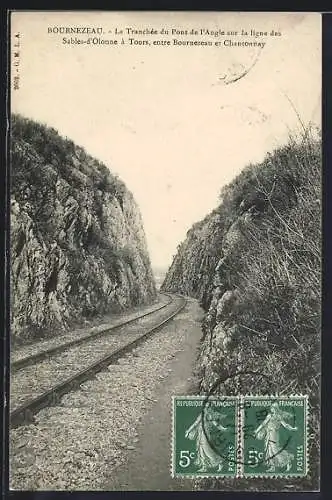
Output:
(11, 12), (321, 269)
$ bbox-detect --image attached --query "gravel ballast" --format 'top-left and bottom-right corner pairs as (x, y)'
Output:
(10, 295), (178, 411)
(11, 293), (169, 364)
(10, 297), (201, 490)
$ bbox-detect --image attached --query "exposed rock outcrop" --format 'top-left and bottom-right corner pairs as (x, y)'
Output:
(162, 212), (224, 311)
(162, 135), (321, 484)
(11, 114), (156, 343)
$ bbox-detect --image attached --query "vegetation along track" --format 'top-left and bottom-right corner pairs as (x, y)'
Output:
(10, 294), (186, 428)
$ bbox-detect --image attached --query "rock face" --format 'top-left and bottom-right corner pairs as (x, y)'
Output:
(162, 212), (224, 311)
(10, 114), (156, 343)
(162, 133), (321, 407)
(162, 135), (321, 487)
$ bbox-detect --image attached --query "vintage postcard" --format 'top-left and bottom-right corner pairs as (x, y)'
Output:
(8, 11), (321, 491)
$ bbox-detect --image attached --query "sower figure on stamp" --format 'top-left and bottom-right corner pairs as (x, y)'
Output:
(185, 409), (227, 473)
(254, 402), (297, 472)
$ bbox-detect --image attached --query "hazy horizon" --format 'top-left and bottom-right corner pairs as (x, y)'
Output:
(11, 11), (321, 268)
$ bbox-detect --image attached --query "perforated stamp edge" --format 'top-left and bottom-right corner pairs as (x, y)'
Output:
(240, 394), (309, 479)
(170, 394), (310, 480)
(171, 395), (239, 479)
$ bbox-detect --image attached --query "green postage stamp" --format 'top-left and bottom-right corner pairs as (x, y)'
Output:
(172, 395), (308, 478)
(172, 396), (238, 477)
(242, 395), (308, 477)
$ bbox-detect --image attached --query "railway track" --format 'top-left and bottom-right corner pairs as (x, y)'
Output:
(11, 293), (173, 372)
(10, 294), (186, 429)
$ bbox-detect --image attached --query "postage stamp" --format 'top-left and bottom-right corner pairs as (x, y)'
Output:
(172, 394), (309, 479)
(241, 395), (308, 477)
(171, 396), (238, 478)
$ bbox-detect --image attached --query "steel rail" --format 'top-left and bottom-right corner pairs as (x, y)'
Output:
(11, 293), (173, 372)
(10, 295), (186, 428)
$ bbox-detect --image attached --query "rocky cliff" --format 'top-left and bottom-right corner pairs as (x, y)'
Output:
(162, 212), (224, 311)
(162, 133), (321, 485)
(10, 114), (156, 343)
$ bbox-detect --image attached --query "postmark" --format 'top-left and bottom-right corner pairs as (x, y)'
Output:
(171, 396), (238, 478)
(216, 45), (264, 86)
(242, 395), (308, 477)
